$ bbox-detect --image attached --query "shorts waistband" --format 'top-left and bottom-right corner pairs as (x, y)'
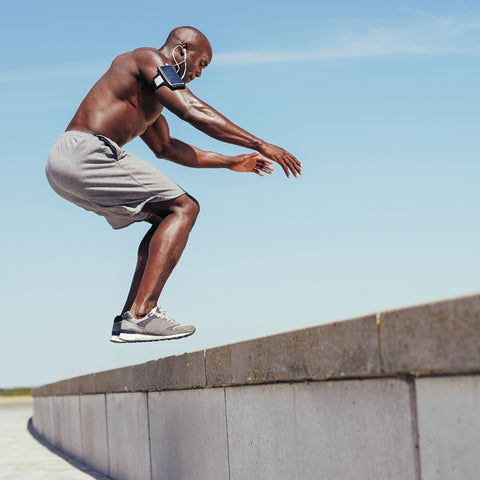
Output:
(57, 130), (121, 158)
(60, 130), (117, 143)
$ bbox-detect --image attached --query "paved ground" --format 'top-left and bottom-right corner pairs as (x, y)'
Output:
(0, 397), (109, 479)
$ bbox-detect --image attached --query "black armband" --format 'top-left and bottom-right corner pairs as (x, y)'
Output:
(151, 65), (186, 91)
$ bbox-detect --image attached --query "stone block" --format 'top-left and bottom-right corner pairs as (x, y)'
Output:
(32, 396), (52, 439)
(416, 375), (480, 480)
(225, 379), (417, 480)
(69, 373), (96, 395)
(226, 383), (297, 480)
(47, 395), (65, 448)
(132, 350), (206, 391)
(206, 315), (381, 386)
(42, 396), (57, 445)
(60, 395), (83, 459)
(380, 294), (480, 374)
(148, 388), (229, 479)
(31, 385), (47, 397)
(293, 380), (417, 479)
(33, 384), (53, 397)
(92, 351), (206, 393)
(80, 394), (110, 476)
(94, 365), (135, 393)
(106, 393), (151, 480)
(43, 378), (72, 396)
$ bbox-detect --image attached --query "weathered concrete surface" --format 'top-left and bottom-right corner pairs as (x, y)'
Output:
(80, 394), (110, 476)
(416, 375), (480, 480)
(226, 380), (417, 480)
(131, 350), (206, 392)
(0, 397), (109, 479)
(30, 293), (480, 480)
(148, 389), (229, 480)
(49, 396), (64, 449)
(93, 365), (135, 394)
(106, 393), (151, 480)
(226, 383), (297, 480)
(61, 395), (83, 460)
(32, 294), (480, 398)
(206, 314), (381, 386)
(32, 395), (51, 439)
(294, 380), (418, 480)
(381, 294), (480, 375)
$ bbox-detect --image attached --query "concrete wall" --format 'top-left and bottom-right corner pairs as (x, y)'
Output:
(32, 293), (480, 480)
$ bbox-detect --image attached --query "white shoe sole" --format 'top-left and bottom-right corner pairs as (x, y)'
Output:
(119, 330), (195, 343)
(110, 335), (125, 343)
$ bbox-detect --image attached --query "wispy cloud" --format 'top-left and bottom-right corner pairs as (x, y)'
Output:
(214, 14), (480, 65)
(2, 12), (479, 84)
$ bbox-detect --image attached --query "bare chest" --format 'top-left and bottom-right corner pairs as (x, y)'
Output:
(130, 81), (164, 128)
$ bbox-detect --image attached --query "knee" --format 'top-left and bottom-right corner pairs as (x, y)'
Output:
(144, 194), (200, 225)
(176, 194), (200, 222)
(188, 195), (200, 220)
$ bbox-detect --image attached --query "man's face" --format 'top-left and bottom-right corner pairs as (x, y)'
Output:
(184, 45), (212, 84)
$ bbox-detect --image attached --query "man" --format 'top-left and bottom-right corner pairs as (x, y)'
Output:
(46, 26), (302, 344)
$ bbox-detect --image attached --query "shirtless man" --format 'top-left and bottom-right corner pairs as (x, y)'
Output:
(46, 26), (302, 343)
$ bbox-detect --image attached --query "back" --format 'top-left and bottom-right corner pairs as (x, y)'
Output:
(66, 48), (166, 146)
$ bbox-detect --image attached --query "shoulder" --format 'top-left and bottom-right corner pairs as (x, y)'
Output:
(115, 48), (168, 68)
(111, 48), (169, 81)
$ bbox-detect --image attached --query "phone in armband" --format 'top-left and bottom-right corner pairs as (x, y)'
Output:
(151, 65), (186, 91)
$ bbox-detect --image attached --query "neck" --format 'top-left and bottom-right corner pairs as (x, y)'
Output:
(158, 46), (172, 63)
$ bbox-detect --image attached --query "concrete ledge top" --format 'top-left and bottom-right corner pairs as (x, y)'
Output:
(32, 293), (480, 397)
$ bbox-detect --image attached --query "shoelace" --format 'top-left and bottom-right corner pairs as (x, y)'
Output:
(156, 308), (179, 326)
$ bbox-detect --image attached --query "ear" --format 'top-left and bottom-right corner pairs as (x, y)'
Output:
(182, 43), (188, 53)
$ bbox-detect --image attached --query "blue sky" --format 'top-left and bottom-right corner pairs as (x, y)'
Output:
(1, 0), (479, 387)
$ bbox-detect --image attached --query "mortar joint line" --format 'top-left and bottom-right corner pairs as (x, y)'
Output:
(104, 393), (112, 477)
(223, 388), (232, 479)
(376, 311), (385, 373)
(407, 377), (422, 480)
(146, 392), (154, 480)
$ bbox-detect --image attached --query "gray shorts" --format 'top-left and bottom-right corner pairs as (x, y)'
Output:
(46, 131), (185, 229)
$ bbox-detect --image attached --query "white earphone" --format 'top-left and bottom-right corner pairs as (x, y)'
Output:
(172, 44), (188, 80)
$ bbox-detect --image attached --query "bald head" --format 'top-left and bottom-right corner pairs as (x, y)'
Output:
(159, 26), (212, 83)
(164, 26), (212, 60)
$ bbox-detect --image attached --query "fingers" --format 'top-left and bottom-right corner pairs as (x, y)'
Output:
(235, 150), (302, 178)
(255, 158), (273, 175)
(280, 162), (291, 178)
(282, 152), (302, 178)
(261, 145), (302, 179)
(259, 156), (274, 165)
(257, 159), (273, 173)
(246, 153), (273, 176)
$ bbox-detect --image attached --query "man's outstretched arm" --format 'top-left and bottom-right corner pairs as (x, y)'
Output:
(141, 116), (274, 176)
(156, 88), (302, 178)
(135, 51), (302, 178)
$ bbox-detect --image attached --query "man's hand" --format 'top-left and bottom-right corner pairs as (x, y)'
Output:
(229, 153), (274, 176)
(258, 143), (303, 178)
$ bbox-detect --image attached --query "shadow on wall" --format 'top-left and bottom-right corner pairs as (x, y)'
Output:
(27, 418), (112, 480)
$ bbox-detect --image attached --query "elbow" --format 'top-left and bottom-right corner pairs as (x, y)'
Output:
(152, 144), (167, 159)
(156, 140), (177, 160)
(177, 109), (192, 123)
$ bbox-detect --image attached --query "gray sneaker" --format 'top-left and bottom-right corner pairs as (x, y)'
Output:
(119, 306), (196, 343)
(110, 315), (125, 343)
